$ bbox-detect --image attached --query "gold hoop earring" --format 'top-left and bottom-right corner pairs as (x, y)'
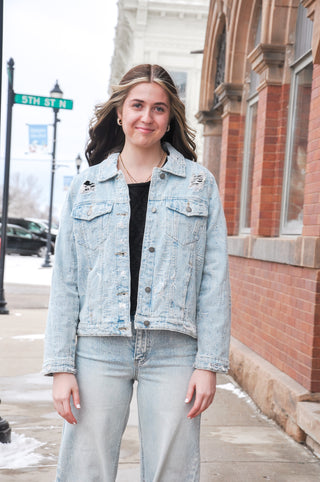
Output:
(166, 124), (170, 132)
(117, 118), (122, 126)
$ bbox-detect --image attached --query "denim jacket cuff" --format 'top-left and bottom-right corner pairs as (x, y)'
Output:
(42, 359), (77, 377)
(194, 354), (229, 373)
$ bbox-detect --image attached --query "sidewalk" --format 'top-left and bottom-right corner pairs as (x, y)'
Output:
(1, 282), (320, 481)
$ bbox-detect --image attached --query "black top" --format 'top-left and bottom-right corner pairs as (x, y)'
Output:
(128, 181), (151, 315)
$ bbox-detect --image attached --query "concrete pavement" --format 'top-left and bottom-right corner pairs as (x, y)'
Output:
(1, 283), (320, 481)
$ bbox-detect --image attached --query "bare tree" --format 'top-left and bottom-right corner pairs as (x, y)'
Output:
(0, 172), (50, 219)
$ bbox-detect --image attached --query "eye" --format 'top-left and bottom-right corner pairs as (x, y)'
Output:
(132, 102), (142, 109)
(154, 106), (165, 113)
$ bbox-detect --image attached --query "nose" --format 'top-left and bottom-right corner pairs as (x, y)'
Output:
(141, 107), (153, 123)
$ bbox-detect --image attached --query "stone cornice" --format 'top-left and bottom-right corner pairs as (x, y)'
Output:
(214, 83), (243, 115)
(248, 43), (286, 87)
(248, 44), (286, 74)
(195, 108), (223, 124)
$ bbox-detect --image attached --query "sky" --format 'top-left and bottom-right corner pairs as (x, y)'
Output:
(1, 0), (119, 216)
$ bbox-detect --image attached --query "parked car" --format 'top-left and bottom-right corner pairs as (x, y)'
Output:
(0, 223), (54, 257)
(27, 218), (59, 238)
(0, 217), (57, 244)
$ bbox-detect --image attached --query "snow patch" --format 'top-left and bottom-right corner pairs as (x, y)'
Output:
(217, 382), (247, 399)
(0, 432), (44, 469)
(12, 334), (45, 341)
(4, 255), (53, 285)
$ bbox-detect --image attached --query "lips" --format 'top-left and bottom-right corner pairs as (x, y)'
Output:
(136, 126), (154, 133)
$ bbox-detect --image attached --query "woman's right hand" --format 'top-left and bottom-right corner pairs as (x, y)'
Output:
(53, 373), (81, 425)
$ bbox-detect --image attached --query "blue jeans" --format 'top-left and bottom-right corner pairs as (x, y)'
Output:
(56, 326), (200, 482)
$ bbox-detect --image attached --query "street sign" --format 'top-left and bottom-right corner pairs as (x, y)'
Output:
(14, 93), (73, 110)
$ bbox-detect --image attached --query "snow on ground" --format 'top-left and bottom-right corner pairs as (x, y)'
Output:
(217, 382), (247, 399)
(0, 256), (53, 468)
(0, 432), (45, 469)
(4, 255), (53, 286)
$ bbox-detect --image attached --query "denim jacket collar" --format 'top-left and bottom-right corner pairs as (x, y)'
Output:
(97, 142), (186, 183)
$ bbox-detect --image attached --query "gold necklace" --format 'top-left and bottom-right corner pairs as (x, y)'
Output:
(119, 150), (167, 183)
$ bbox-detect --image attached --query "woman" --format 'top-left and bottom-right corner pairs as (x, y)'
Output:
(43, 64), (231, 482)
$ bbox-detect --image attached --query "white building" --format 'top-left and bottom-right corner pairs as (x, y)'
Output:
(109, 0), (210, 162)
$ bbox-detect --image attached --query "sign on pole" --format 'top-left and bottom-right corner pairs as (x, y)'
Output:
(14, 93), (73, 110)
(28, 124), (48, 153)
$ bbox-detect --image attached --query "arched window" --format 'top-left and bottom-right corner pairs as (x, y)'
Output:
(281, 3), (313, 234)
(213, 25), (226, 107)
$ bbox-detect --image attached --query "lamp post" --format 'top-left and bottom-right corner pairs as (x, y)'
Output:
(42, 81), (63, 268)
(0, 59), (14, 314)
(75, 153), (82, 174)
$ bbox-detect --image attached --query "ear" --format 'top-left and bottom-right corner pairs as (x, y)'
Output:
(116, 108), (122, 121)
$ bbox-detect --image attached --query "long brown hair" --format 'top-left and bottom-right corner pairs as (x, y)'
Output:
(85, 64), (197, 166)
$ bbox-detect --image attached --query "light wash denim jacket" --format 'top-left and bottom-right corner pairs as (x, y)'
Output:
(42, 143), (231, 375)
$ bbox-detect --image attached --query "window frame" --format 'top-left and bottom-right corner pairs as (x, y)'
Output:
(239, 93), (259, 234)
(280, 52), (313, 236)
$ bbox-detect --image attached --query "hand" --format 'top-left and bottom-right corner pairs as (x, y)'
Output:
(185, 369), (216, 419)
(53, 373), (81, 425)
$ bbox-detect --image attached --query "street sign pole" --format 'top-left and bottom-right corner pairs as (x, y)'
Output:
(42, 107), (59, 268)
(0, 71), (74, 285)
(0, 58), (14, 314)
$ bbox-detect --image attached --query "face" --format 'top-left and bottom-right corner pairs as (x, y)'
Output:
(117, 82), (170, 150)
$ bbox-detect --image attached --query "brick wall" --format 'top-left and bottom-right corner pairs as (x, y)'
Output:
(226, 66), (320, 393)
(230, 256), (320, 392)
(250, 85), (288, 237)
(219, 112), (244, 235)
(200, 1), (320, 394)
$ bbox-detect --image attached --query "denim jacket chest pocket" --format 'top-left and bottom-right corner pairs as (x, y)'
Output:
(165, 199), (208, 246)
(71, 201), (113, 250)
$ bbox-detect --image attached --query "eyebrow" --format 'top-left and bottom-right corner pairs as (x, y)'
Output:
(130, 98), (169, 107)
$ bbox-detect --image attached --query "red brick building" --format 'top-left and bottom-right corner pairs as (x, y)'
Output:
(198, 0), (320, 449)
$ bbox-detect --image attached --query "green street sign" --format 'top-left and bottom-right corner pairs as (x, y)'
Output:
(14, 93), (73, 110)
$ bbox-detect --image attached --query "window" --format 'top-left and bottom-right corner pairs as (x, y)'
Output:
(239, 5), (261, 232)
(14, 227), (32, 239)
(213, 25), (226, 107)
(239, 97), (258, 232)
(170, 71), (187, 104)
(281, 4), (313, 235)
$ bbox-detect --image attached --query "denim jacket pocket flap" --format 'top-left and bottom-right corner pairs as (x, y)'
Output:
(71, 202), (113, 221)
(166, 199), (208, 246)
(71, 202), (113, 250)
(166, 199), (208, 217)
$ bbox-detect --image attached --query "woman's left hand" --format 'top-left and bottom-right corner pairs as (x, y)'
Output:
(185, 369), (216, 419)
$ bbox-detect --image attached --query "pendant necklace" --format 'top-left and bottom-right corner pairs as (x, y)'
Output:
(119, 150), (167, 183)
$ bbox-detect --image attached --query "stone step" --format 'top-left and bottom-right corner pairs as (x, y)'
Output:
(297, 401), (320, 456)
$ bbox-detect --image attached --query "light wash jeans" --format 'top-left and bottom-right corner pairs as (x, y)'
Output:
(56, 325), (200, 482)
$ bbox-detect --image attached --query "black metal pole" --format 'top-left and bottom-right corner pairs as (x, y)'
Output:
(42, 107), (59, 267)
(0, 0), (3, 141)
(0, 59), (14, 314)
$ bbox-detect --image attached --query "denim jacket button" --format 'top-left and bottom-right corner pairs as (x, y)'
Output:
(186, 205), (192, 212)
(160, 173), (165, 179)
(145, 286), (151, 293)
(149, 247), (155, 252)
(144, 320), (150, 327)
(152, 207), (157, 213)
